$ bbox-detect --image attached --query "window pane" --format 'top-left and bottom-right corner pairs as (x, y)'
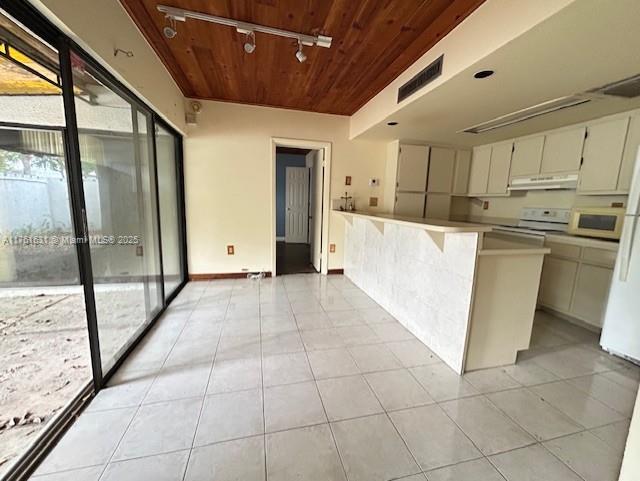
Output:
(70, 51), (162, 373)
(0, 11), (90, 476)
(155, 123), (182, 297)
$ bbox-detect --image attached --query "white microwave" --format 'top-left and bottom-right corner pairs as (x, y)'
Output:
(567, 207), (626, 240)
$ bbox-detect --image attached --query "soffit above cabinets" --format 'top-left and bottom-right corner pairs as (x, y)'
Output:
(356, 0), (640, 146)
(119, 0), (486, 115)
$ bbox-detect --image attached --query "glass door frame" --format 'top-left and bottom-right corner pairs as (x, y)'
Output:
(0, 1), (189, 479)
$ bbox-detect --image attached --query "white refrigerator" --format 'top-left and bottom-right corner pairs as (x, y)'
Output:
(601, 147), (640, 364)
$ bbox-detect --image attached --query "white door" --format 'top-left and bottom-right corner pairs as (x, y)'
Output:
(285, 166), (309, 243)
(309, 150), (324, 272)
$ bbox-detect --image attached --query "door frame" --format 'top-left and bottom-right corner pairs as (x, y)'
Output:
(271, 137), (331, 276)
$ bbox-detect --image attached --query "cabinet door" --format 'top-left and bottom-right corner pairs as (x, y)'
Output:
(425, 193), (451, 219)
(395, 192), (425, 217)
(427, 147), (455, 193)
(397, 144), (429, 191)
(468, 146), (491, 195)
(541, 127), (586, 174)
(618, 114), (640, 192)
(452, 150), (471, 195)
(511, 136), (544, 177)
(487, 142), (513, 195)
(539, 256), (578, 312)
(578, 117), (629, 193)
(570, 263), (613, 327)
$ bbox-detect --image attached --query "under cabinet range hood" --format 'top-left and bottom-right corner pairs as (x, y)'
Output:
(508, 173), (578, 191)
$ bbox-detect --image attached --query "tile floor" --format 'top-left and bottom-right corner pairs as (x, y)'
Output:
(30, 274), (639, 481)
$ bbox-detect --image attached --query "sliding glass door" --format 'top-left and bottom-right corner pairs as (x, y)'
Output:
(70, 51), (163, 373)
(0, 12), (92, 476)
(0, 3), (187, 477)
(155, 122), (184, 299)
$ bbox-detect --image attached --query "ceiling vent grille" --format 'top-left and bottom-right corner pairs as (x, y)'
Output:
(590, 73), (640, 98)
(460, 95), (592, 134)
(397, 55), (443, 103)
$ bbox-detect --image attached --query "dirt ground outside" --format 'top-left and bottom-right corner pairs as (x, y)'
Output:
(0, 285), (146, 477)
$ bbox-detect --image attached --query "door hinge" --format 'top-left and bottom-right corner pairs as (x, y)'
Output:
(584, 130), (589, 139)
(580, 157), (584, 167)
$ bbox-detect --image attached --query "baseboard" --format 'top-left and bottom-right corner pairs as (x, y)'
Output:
(190, 272), (273, 280)
(327, 269), (344, 275)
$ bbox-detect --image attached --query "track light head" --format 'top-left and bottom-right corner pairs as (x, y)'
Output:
(243, 31), (256, 54)
(295, 41), (307, 63)
(163, 26), (177, 39)
(163, 15), (178, 39)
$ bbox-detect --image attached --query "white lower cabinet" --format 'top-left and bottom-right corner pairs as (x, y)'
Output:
(539, 257), (579, 312)
(570, 264), (613, 326)
(538, 240), (616, 328)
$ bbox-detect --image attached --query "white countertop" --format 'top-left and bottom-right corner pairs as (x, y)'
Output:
(544, 233), (619, 251)
(334, 210), (493, 233)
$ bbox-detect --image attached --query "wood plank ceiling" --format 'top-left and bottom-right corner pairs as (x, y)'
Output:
(121, 0), (486, 115)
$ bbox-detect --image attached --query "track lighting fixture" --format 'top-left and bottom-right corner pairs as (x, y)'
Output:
(157, 5), (332, 63)
(243, 31), (256, 54)
(295, 40), (307, 63)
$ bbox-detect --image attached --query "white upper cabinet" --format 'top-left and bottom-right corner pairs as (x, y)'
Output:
(540, 127), (586, 174)
(427, 147), (455, 193)
(510, 136), (544, 178)
(578, 117), (630, 193)
(395, 192), (425, 217)
(468, 145), (491, 195)
(452, 150), (471, 195)
(487, 142), (513, 195)
(397, 144), (429, 192)
(618, 113), (640, 192)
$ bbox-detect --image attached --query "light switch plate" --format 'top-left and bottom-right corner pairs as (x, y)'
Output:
(369, 197), (378, 207)
(227, 245), (235, 255)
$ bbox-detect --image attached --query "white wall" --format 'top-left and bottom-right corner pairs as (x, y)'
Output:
(184, 100), (387, 275)
(29, 0), (186, 133)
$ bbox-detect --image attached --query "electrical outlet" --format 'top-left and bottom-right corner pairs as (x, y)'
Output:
(612, 202), (624, 208)
(369, 197), (378, 207)
(227, 245), (235, 255)
(483, 201), (489, 210)
(329, 243), (336, 253)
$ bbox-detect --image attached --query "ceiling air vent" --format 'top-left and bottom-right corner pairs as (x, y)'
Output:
(397, 55), (443, 103)
(460, 95), (591, 134)
(590, 73), (640, 98)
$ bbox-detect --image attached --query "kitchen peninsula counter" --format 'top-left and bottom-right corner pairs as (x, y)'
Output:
(335, 210), (549, 374)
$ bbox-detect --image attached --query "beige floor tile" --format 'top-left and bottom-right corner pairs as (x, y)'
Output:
(390, 405), (481, 471)
(332, 414), (419, 481)
(544, 432), (623, 481)
(264, 381), (327, 432)
(266, 425), (346, 481)
(317, 375), (383, 421)
(364, 369), (434, 411)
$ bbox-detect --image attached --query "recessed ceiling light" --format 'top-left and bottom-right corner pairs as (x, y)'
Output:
(387, 121), (398, 126)
(474, 70), (494, 79)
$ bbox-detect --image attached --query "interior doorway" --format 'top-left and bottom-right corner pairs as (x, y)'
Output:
(272, 140), (330, 276)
